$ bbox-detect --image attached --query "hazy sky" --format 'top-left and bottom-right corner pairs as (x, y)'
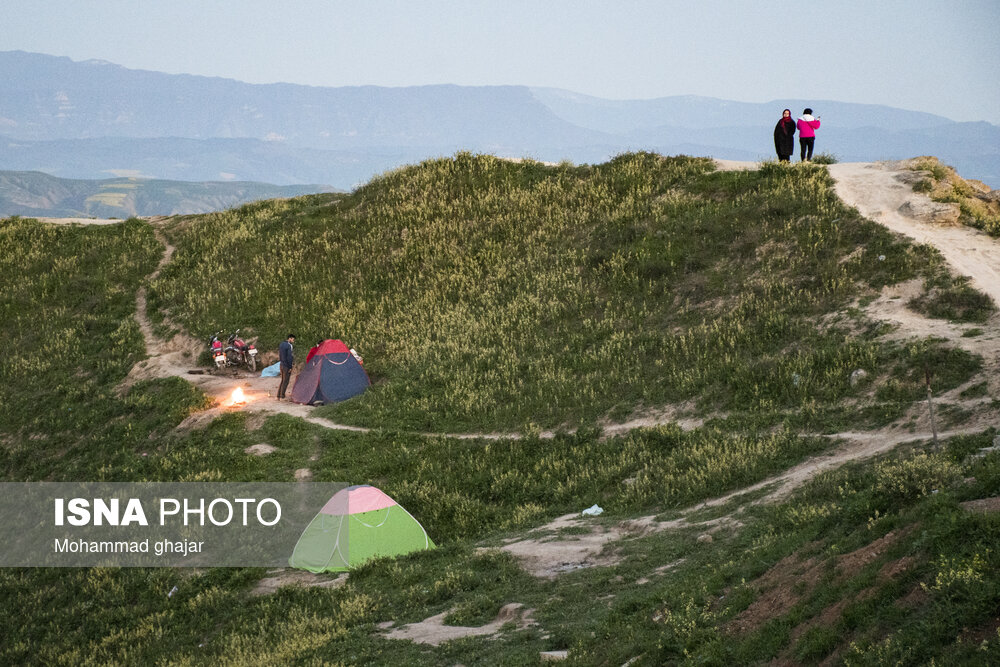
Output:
(3, 0), (998, 123)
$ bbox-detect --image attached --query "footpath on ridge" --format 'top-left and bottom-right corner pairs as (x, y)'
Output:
(42, 161), (1000, 577)
(56, 160), (1000, 453)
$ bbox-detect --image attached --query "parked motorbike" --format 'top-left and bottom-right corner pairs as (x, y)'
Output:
(209, 331), (227, 369)
(225, 329), (258, 372)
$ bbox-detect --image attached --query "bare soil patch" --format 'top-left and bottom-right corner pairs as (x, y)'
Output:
(250, 570), (347, 596)
(895, 584), (929, 610)
(729, 528), (916, 638)
(959, 616), (1000, 645)
(382, 602), (535, 646)
(834, 526), (914, 583)
(493, 512), (739, 579)
(961, 496), (1000, 513)
(726, 552), (825, 635)
(829, 161), (1000, 307)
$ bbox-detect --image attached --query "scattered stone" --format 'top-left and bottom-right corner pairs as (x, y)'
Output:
(540, 650), (569, 662)
(244, 443), (277, 456)
(966, 179), (991, 195)
(251, 571), (347, 596)
(654, 559), (686, 574)
(897, 199), (960, 225)
(294, 468), (313, 481)
(384, 602), (535, 646)
(893, 170), (927, 185)
(697, 533), (713, 544)
(961, 497), (1000, 514)
(850, 369), (868, 386)
(970, 437), (1000, 460)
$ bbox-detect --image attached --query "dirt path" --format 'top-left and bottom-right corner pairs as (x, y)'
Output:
(828, 161), (1000, 306)
(54, 162), (999, 643)
(714, 159), (1000, 307)
(487, 161), (1000, 582)
(492, 424), (988, 580)
(52, 162), (1000, 449)
(79, 163), (999, 450)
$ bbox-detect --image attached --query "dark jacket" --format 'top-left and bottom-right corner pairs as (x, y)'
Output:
(774, 118), (796, 157)
(279, 340), (294, 368)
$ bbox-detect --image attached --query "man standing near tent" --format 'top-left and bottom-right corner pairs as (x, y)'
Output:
(277, 333), (295, 400)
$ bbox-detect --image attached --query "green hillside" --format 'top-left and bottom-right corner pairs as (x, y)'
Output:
(0, 169), (339, 218)
(1, 154), (998, 665)
(153, 152), (984, 432)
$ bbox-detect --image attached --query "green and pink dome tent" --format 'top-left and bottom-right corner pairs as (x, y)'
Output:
(289, 485), (435, 572)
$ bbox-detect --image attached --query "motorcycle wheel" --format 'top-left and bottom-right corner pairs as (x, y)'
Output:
(247, 355), (256, 372)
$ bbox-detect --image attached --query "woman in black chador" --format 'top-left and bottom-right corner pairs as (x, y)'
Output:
(773, 108), (796, 162)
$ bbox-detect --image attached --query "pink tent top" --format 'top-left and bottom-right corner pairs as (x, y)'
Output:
(319, 485), (398, 516)
(306, 339), (351, 363)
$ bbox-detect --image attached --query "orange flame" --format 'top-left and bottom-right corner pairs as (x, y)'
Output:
(227, 387), (247, 407)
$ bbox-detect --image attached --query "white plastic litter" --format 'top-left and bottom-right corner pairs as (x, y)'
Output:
(581, 504), (604, 516)
(168, 585), (179, 598)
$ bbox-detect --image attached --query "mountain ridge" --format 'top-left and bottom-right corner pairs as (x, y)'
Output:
(1, 50), (998, 188)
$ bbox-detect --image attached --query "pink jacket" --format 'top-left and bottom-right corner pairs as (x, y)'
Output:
(797, 115), (821, 138)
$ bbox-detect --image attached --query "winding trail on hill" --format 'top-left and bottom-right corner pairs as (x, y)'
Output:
(42, 166), (1000, 598)
(61, 164), (1000, 453)
(715, 159), (1000, 306)
(828, 161), (1000, 305)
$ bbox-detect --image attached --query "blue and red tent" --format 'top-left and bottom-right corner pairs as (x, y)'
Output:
(290, 339), (370, 405)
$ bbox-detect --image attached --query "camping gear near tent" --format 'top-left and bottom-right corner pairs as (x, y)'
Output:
(289, 485), (435, 572)
(290, 339), (370, 405)
(260, 361), (280, 377)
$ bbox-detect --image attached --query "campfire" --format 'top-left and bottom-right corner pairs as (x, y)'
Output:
(224, 387), (250, 408)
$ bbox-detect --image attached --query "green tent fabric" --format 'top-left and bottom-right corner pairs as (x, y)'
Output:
(289, 485), (435, 572)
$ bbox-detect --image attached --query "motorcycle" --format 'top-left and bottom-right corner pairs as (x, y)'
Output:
(209, 331), (227, 369)
(225, 329), (258, 372)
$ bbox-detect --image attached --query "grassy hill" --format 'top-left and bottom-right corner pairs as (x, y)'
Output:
(0, 169), (339, 217)
(152, 152), (984, 433)
(1, 154), (998, 664)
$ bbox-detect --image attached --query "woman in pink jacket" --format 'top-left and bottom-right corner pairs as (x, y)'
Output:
(796, 108), (821, 161)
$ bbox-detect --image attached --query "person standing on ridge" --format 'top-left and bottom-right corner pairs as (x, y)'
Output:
(797, 108), (821, 161)
(277, 333), (295, 400)
(773, 108), (796, 162)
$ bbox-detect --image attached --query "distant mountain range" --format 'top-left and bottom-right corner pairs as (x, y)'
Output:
(2, 50), (998, 189)
(0, 170), (338, 218)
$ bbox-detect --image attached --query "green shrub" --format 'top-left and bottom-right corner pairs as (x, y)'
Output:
(870, 453), (960, 506)
(908, 277), (996, 323)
